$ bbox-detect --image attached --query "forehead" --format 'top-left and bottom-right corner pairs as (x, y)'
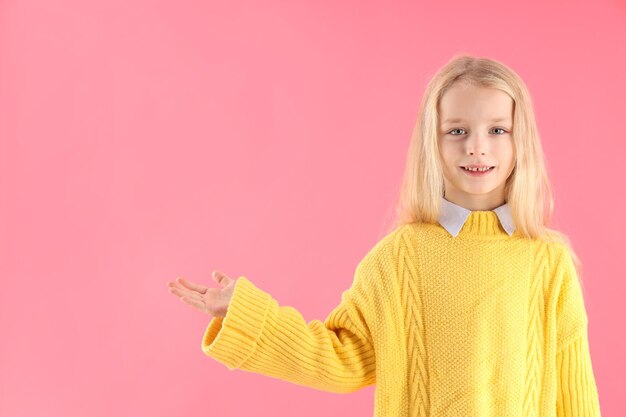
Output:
(438, 84), (513, 124)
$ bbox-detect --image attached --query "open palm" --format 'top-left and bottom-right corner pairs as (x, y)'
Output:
(166, 270), (236, 318)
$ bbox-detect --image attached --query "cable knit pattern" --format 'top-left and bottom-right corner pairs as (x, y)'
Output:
(201, 211), (601, 417)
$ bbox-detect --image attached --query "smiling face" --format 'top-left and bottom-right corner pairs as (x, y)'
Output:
(437, 83), (516, 211)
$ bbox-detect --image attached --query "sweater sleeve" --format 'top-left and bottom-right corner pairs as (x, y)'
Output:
(555, 248), (602, 416)
(556, 332), (602, 417)
(200, 263), (377, 393)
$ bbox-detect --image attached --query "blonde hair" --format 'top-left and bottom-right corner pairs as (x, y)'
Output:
(382, 54), (583, 284)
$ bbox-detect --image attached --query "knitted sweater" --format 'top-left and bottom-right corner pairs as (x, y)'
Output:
(201, 211), (602, 417)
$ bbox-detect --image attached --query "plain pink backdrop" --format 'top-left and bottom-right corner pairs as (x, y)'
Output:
(1, 1), (624, 416)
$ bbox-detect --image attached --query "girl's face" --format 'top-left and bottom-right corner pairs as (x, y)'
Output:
(437, 83), (516, 211)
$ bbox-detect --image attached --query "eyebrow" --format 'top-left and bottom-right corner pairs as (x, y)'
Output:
(442, 117), (511, 124)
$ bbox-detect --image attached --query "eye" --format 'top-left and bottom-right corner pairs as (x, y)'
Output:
(446, 127), (509, 135)
(447, 128), (465, 135)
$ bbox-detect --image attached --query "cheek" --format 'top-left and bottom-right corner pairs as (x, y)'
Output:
(496, 141), (515, 163)
(500, 149), (516, 177)
(437, 143), (457, 165)
(504, 139), (516, 159)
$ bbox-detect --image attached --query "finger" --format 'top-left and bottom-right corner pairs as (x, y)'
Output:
(179, 295), (208, 313)
(168, 279), (204, 298)
(167, 280), (189, 290)
(167, 280), (184, 290)
(169, 286), (204, 303)
(167, 281), (196, 297)
(177, 277), (208, 294)
(212, 270), (232, 287)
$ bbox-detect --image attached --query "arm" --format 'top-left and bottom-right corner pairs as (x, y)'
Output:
(555, 249), (602, 416)
(201, 263), (377, 393)
(556, 332), (602, 417)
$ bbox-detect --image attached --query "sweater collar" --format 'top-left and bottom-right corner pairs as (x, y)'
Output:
(439, 196), (515, 238)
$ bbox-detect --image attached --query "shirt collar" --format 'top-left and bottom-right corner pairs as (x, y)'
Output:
(439, 196), (515, 238)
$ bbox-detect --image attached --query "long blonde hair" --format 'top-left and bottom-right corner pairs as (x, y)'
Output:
(382, 54), (583, 283)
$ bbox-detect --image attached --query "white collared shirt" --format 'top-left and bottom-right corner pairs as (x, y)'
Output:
(439, 196), (515, 238)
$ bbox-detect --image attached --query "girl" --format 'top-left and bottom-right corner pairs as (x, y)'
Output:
(167, 55), (602, 417)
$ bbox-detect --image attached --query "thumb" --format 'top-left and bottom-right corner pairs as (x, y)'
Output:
(211, 270), (233, 287)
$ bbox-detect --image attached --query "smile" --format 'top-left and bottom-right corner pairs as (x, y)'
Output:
(459, 166), (495, 177)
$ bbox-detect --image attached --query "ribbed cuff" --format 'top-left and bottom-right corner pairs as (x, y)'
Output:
(201, 276), (273, 370)
(556, 333), (602, 417)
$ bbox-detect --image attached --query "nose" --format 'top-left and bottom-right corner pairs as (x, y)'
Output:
(466, 133), (487, 155)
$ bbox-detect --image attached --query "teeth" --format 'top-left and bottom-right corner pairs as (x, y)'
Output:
(463, 166), (492, 172)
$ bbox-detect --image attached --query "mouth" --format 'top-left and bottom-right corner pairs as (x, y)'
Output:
(459, 166), (496, 176)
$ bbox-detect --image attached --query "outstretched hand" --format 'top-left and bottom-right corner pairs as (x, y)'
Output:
(166, 270), (236, 318)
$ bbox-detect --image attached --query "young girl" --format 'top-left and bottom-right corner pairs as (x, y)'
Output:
(167, 55), (602, 417)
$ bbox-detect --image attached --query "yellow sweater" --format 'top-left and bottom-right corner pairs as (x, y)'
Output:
(201, 211), (602, 417)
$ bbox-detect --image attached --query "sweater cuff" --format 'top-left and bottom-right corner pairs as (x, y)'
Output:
(201, 276), (272, 370)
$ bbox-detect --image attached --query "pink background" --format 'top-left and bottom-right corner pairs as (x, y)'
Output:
(1, 1), (624, 416)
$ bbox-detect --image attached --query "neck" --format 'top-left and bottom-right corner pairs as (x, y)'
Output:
(442, 193), (506, 211)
